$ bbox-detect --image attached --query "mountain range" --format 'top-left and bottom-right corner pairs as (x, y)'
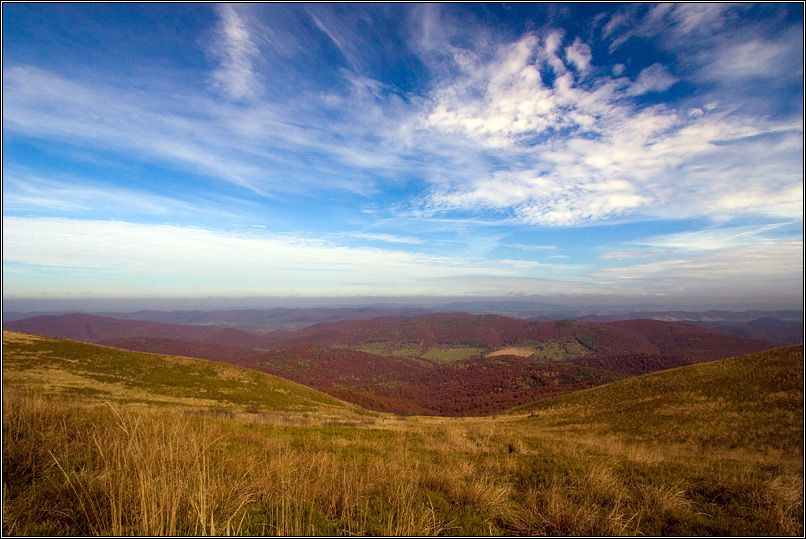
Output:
(5, 305), (800, 342)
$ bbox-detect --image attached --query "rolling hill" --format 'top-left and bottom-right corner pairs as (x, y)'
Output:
(692, 316), (804, 344)
(1, 331), (357, 415)
(513, 344), (804, 452)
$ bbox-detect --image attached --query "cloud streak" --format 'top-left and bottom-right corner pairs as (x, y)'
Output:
(210, 4), (263, 100)
(2, 217), (561, 297)
(595, 240), (803, 295)
(2, 64), (408, 197)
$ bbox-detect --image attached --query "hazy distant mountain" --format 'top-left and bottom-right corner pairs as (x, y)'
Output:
(688, 317), (803, 345)
(7, 307), (435, 332)
(5, 307), (801, 343)
(435, 300), (572, 315)
(574, 309), (803, 323)
(3, 311), (75, 323)
(3, 313), (218, 342)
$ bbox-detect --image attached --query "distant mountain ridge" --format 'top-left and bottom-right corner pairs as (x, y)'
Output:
(3, 313), (219, 342)
(5, 306), (800, 342)
(3, 307), (436, 331)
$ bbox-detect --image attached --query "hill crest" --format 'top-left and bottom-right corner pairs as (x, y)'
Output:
(512, 344), (804, 452)
(2, 331), (357, 416)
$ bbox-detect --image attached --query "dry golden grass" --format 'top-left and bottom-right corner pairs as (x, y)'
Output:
(5, 387), (802, 536)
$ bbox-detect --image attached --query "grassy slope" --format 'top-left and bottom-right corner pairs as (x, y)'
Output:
(2, 331), (356, 415)
(513, 345), (803, 452)
(3, 333), (803, 536)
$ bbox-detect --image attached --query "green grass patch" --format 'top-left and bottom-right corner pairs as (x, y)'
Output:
(350, 343), (423, 358)
(529, 337), (590, 361)
(423, 347), (485, 362)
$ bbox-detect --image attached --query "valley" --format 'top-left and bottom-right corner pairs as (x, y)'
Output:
(4, 311), (783, 416)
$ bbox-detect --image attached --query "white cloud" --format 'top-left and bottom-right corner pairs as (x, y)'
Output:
(415, 29), (802, 227)
(594, 223), (803, 302)
(508, 244), (558, 251)
(2, 66), (267, 189)
(564, 38), (592, 72)
(705, 37), (800, 80)
(626, 63), (678, 96)
(334, 232), (424, 245)
(210, 4), (263, 100)
(304, 6), (374, 74)
(1, 170), (232, 219)
(649, 3), (732, 35)
(714, 183), (803, 221)
(598, 250), (659, 261)
(631, 224), (790, 253)
(1, 217), (556, 296)
(421, 33), (571, 149)
(602, 11), (629, 39)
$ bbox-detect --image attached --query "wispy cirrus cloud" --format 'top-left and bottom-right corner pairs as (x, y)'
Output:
(507, 243), (558, 252)
(636, 225), (789, 252)
(2, 65), (269, 189)
(700, 30), (804, 83)
(1, 63), (408, 197)
(600, 224), (795, 261)
(2, 173), (193, 216)
(603, 3), (736, 53)
(209, 4), (263, 101)
(333, 232), (424, 245)
(0, 168), (258, 224)
(651, 3), (733, 35)
(603, 3), (802, 105)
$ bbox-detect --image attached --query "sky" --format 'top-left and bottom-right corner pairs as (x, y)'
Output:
(2, 3), (804, 312)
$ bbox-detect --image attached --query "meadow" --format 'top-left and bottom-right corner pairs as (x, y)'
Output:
(2, 331), (803, 536)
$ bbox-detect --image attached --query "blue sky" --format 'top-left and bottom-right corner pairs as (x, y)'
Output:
(3, 3), (803, 310)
